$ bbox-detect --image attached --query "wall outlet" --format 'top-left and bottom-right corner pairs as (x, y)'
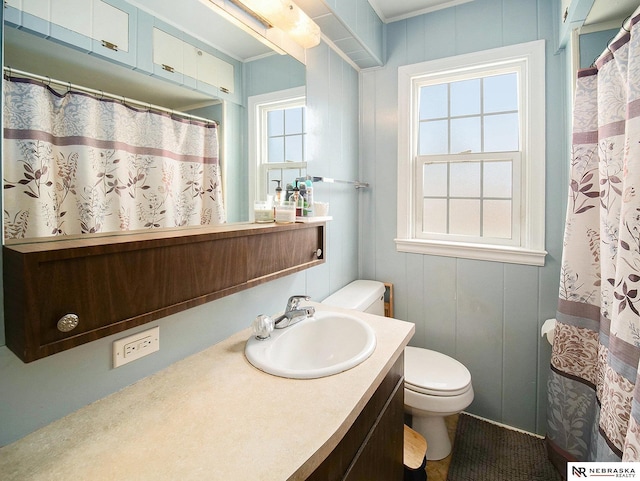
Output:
(113, 326), (160, 368)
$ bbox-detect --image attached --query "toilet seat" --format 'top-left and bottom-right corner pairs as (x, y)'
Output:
(404, 346), (472, 396)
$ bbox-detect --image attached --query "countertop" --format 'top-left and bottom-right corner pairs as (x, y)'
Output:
(0, 303), (414, 481)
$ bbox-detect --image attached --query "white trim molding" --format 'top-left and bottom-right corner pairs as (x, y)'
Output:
(396, 40), (547, 266)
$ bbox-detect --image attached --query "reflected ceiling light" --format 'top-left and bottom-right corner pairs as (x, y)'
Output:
(229, 0), (321, 49)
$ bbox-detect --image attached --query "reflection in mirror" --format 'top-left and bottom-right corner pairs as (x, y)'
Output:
(2, 0), (305, 242)
(249, 86), (307, 208)
(3, 72), (226, 240)
(2, 28), (228, 242)
(244, 57), (307, 219)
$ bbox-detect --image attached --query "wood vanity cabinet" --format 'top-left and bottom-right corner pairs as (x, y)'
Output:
(306, 354), (405, 481)
(3, 222), (325, 362)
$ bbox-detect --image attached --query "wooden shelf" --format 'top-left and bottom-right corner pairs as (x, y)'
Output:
(4, 222), (326, 362)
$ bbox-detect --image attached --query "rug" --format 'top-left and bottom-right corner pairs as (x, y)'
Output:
(447, 413), (563, 481)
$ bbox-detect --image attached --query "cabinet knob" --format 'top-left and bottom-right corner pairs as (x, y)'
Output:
(315, 248), (322, 258)
(57, 314), (79, 333)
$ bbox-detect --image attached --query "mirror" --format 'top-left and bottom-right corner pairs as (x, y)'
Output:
(2, 0), (305, 241)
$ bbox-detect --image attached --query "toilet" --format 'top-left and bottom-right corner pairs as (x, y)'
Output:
(322, 280), (474, 461)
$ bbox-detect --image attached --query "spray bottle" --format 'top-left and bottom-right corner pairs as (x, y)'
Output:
(304, 179), (314, 216)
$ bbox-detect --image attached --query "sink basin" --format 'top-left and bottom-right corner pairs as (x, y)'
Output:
(245, 310), (376, 379)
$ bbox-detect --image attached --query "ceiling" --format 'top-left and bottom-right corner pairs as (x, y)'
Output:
(122, 1), (640, 64)
(129, 1), (465, 61)
(369, 0), (640, 25)
(368, 0), (473, 23)
(584, 0), (639, 26)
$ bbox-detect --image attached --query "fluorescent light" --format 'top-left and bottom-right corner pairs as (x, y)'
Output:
(230, 0), (321, 49)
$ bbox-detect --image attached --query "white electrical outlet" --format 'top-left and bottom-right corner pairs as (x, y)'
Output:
(113, 326), (160, 368)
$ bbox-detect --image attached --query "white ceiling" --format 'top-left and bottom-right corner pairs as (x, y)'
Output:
(584, 0), (639, 26)
(368, 0), (474, 23)
(369, 0), (640, 25)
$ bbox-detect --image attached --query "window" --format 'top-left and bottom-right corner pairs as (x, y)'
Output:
(397, 41), (546, 266)
(248, 87), (307, 211)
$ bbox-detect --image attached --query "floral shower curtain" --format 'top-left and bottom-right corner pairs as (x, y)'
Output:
(546, 9), (640, 471)
(3, 76), (225, 240)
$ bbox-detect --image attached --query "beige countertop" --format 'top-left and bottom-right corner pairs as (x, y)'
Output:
(0, 303), (414, 481)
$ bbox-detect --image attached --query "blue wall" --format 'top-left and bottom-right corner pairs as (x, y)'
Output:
(0, 45), (360, 447)
(580, 28), (617, 68)
(359, 0), (567, 434)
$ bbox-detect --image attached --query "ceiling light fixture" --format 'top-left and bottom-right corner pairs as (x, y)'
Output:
(228, 0), (321, 49)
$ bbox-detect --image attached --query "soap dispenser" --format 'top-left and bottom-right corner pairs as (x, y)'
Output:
(272, 180), (283, 205)
(291, 185), (302, 216)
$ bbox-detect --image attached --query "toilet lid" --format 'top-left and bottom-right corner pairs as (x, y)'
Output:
(404, 346), (472, 396)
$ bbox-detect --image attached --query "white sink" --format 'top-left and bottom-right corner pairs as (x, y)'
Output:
(245, 310), (376, 379)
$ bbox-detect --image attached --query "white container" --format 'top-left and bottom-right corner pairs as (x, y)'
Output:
(254, 200), (274, 223)
(275, 201), (296, 224)
(314, 202), (329, 217)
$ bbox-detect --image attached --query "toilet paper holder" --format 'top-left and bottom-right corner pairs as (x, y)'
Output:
(541, 318), (556, 345)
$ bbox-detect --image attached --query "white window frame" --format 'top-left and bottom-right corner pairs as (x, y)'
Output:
(396, 40), (547, 266)
(248, 86), (306, 219)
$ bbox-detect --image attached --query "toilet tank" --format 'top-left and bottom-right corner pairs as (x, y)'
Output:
(322, 280), (386, 316)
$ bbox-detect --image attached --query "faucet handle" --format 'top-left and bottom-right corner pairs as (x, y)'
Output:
(252, 314), (274, 340)
(287, 295), (310, 310)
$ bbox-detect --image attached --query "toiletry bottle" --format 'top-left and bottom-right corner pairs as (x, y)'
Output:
(304, 179), (314, 216)
(292, 185), (301, 216)
(297, 182), (307, 217)
(298, 182), (307, 214)
(272, 180), (283, 205)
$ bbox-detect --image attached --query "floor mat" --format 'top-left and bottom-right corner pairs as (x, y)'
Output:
(446, 413), (562, 481)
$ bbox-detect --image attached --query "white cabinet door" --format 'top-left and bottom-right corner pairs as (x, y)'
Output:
(215, 56), (234, 94)
(51, 0), (91, 37)
(93, 0), (129, 52)
(197, 49), (219, 89)
(21, 0), (50, 22)
(153, 27), (184, 74)
(183, 43), (199, 81)
(197, 49), (234, 94)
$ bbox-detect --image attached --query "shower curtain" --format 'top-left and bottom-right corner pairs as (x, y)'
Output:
(546, 8), (640, 471)
(3, 76), (225, 239)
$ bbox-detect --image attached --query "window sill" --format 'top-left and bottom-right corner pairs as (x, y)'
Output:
(394, 238), (547, 266)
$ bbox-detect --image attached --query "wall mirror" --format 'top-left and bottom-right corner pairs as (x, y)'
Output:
(2, 0), (306, 243)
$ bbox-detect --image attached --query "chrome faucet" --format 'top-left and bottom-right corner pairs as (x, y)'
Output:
(274, 295), (315, 329)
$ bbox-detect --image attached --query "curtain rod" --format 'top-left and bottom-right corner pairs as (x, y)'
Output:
(3, 66), (219, 126)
